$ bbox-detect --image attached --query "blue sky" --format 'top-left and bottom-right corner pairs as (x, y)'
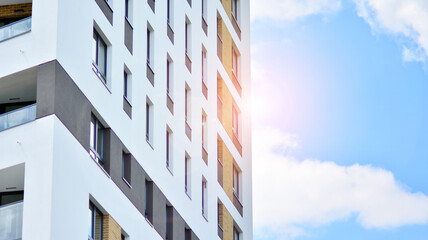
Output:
(251, 0), (428, 239)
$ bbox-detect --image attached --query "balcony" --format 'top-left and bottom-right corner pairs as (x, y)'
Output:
(0, 17), (31, 42)
(0, 103), (36, 131)
(0, 201), (23, 240)
(0, 67), (37, 132)
(0, 1), (32, 42)
(0, 164), (25, 240)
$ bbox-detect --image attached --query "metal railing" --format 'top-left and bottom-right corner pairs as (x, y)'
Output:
(0, 104), (36, 131)
(0, 201), (23, 240)
(0, 17), (32, 42)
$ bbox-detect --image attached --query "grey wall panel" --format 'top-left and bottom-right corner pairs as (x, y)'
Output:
(167, 24), (174, 44)
(123, 97), (132, 118)
(95, 0), (113, 25)
(172, 208), (185, 240)
(147, 0), (155, 12)
(36, 60), (91, 151)
(152, 184), (167, 239)
(124, 19), (133, 54)
(36, 61), (56, 119)
(191, 230), (199, 240)
(104, 129), (121, 175)
(54, 62), (91, 151)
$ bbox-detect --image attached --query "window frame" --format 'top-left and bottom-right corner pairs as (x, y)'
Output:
(202, 178), (207, 218)
(232, 48), (239, 80)
(90, 114), (105, 166)
(124, 71), (129, 99)
(233, 165), (240, 199)
(232, 105), (239, 138)
(231, 0), (238, 21)
(89, 202), (103, 240)
(92, 30), (108, 82)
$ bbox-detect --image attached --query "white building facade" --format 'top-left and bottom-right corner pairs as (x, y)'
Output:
(0, 0), (252, 239)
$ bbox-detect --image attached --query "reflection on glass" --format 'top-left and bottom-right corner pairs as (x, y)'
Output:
(0, 201), (23, 240)
(0, 104), (36, 131)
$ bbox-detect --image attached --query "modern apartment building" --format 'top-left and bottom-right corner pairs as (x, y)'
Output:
(0, 0), (251, 239)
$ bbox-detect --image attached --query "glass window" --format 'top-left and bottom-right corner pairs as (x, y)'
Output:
(166, 130), (173, 170)
(125, 0), (129, 19)
(233, 165), (240, 198)
(232, 49), (239, 79)
(122, 152), (131, 184)
(185, 156), (190, 194)
(145, 101), (153, 144)
(167, 0), (171, 25)
(93, 30), (107, 81)
(167, 59), (171, 95)
(202, 112), (207, 149)
(232, 105), (239, 137)
(233, 227), (240, 240)
(147, 27), (153, 66)
(124, 71), (128, 98)
(185, 87), (191, 124)
(202, 179), (207, 217)
(89, 202), (103, 240)
(202, 50), (207, 84)
(90, 115), (105, 166)
(231, 0), (238, 21)
(202, 0), (207, 19)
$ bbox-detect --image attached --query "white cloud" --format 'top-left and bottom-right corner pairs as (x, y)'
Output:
(354, 0), (428, 63)
(253, 128), (428, 239)
(251, 0), (342, 21)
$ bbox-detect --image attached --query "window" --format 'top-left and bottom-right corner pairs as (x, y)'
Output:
(185, 18), (191, 56)
(166, 129), (173, 171)
(231, 0), (238, 21)
(146, 98), (154, 145)
(166, 58), (172, 95)
(185, 87), (191, 123)
(92, 29), (107, 81)
(122, 152), (131, 185)
(233, 165), (240, 199)
(147, 25), (154, 66)
(232, 48), (239, 80)
(202, 0), (207, 20)
(123, 71), (131, 101)
(145, 180), (153, 222)
(121, 234), (125, 240)
(166, 206), (173, 240)
(90, 115), (105, 166)
(185, 156), (191, 195)
(167, 0), (173, 25)
(232, 105), (239, 137)
(233, 227), (240, 240)
(125, 0), (130, 19)
(202, 111), (207, 150)
(202, 49), (207, 84)
(185, 228), (192, 240)
(89, 202), (103, 240)
(202, 178), (207, 218)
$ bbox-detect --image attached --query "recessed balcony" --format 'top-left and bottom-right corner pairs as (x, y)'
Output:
(0, 0), (32, 42)
(0, 164), (25, 240)
(0, 67), (37, 132)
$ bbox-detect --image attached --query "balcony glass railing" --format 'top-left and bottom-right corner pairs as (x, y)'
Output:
(0, 17), (32, 42)
(0, 201), (23, 240)
(0, 104), (37, 131)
